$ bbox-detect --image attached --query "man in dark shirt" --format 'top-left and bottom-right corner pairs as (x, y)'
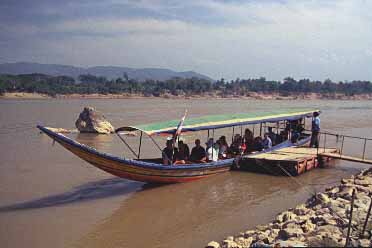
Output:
(176, 140), (190, 161)
(310, 112), (321, 148)
(162, 139), (178, 165)
(190, 139), (206, 162)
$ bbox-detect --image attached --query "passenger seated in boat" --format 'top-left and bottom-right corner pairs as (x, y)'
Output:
(175, 140), (190, 164)
(244, 128), (254, 153)
(267, 127), (277, 145)
(276, 130), (288, 144)
(230, 134), (244, 155)
(190, 139), (206, 162)
(262, 133), (272, 150)
(252, 136), (264, 151)
(162, 139), (178, 165)
(206, 138), (219, 162)
(292, 120), (305, 143)
(218, 136), (229, 158)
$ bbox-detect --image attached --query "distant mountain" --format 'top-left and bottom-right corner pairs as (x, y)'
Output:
(0, 62), (213, 81)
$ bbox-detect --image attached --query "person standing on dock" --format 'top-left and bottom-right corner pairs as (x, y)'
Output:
(310, 111), (320, 148)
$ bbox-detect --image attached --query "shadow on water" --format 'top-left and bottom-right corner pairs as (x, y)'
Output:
(0, 178), (162, 212)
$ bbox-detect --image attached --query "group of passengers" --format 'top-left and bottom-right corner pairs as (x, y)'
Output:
(162, 127), (291, 165)
(162, 119), (309, 165)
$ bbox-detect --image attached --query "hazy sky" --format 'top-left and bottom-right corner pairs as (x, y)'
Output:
(1, 0), (371, 81)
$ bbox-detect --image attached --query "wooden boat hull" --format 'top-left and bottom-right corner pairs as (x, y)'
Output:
(37, 126), (233, 183)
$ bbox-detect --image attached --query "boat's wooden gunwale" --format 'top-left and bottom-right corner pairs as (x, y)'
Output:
(38, 125), (232, 183)
(59, 138), (230, 177)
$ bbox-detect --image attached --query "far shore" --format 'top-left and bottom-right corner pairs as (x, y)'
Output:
(1, 92), (372, 100)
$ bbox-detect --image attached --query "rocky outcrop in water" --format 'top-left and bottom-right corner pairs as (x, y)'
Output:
(207, 168), (372, 247)
(75, 107), (114, 134)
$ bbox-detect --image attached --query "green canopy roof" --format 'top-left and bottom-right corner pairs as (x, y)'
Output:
(116, 109), (319, 136)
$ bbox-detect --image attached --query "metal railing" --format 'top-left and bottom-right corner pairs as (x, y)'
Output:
(314, 130), (372, 160)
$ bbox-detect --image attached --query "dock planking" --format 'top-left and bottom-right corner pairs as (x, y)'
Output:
(238, 147), (339, 176)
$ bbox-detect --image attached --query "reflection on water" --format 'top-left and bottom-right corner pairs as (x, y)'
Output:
(0, 99), (371, 248)
(75, 133), (114, 151)
(0, 179), (143, 212)
(77, 166), (361, 248)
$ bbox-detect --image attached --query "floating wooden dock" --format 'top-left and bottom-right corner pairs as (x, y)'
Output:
(238, 147), (339, 176)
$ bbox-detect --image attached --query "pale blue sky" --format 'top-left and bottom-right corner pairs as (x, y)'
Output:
(1, 0), (372, 81)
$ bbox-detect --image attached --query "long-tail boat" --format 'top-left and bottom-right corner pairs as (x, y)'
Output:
(37, 109), (318, 183)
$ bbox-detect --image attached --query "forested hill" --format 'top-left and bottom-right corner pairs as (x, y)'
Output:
(0, 62), (213, 81)
(0, 74), (372, 97)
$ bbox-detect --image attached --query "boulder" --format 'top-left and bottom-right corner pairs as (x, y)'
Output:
(206, 241), (221, 248)
(307, 234), (344, 247)
(317, 193), (330, 204)
(278, 227), (303, 240)
(244, 230), (256, 238)
(256, 224), (268, 232)
(276, 240), (307, 247)
(317, 225), (343, 237)
(337, 186), (355, 200)
(294, 204), (309, 216)
(276, 211), (297, 223)
(235, 237), (253, 247)
(326, 186), (340, 196)
(222, 239), (238, 248)
(301, 220), (316, 233)
(75, 107), (114, 134)
(357, 239), (371, 247)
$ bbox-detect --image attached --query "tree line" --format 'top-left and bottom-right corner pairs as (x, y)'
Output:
(1, 73), (372, 97)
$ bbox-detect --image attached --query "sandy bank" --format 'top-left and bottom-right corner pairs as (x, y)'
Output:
(206, 168), (372, 248)
(0, 92), (52, 99)
(1, 92), (372, 100)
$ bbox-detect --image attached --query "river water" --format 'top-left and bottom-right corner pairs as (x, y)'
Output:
(0, 99), (371, 248)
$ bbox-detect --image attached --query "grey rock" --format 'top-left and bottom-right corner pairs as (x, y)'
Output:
(236, 237), (253, 247)
(277, 240), (307, 247)
(206, 241), (221, 248)
(307, 234), (344, 247)
(75, 107), (114, 134)
(301, 220), (316, 233)
(276, 211), (297, 223)
(222, 239), (238, 248)
(256, 225), (269, 232)
(317, 193), (330, 204)
(337, 186), (355, 200)
(294, 204), (309, 216)
(278, 227), (303, 240)
(355, 177), (372, 186)
(317, 225), (343, 236)
(357, 239), (371, 247)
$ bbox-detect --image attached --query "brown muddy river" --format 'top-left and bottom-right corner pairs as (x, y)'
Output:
(0, 99), (371, 248)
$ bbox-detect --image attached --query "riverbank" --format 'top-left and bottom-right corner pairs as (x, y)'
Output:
(2, 92), (372, 100)
(206, 168), (372, 248)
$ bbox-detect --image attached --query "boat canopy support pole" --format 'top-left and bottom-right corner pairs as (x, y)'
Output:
(212, 128), (215, 159)
(148, 135), (172, 165)
(276, 122), (279, 136)
(260, 123), (263, 137)
(137, 131), (143, 159)
(232, 126), (235, 143)
(116, 133), (138, 158)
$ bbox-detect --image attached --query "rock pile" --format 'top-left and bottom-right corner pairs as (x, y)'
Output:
(206, 168), (372, 248)
(75, 107), (114, 134)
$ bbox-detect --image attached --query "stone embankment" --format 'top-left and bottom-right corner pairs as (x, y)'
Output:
(207, 168), (372, 248)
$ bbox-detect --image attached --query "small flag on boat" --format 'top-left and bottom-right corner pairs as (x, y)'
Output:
(173, 109), (187, 144)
